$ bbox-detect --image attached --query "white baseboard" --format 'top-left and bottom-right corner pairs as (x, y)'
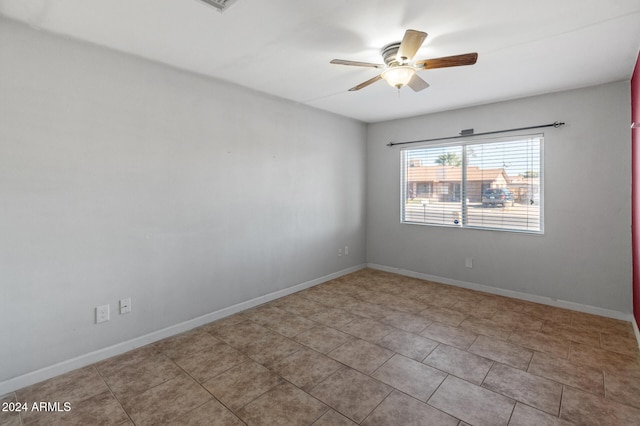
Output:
(367, 263), (633, 322)
(0, 264), (366, 396)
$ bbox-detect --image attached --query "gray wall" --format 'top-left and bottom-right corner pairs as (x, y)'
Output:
(367, 82), (632, 313)
(0, 18), (366, 383)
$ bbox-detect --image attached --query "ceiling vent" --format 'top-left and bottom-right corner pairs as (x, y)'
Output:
(196, 0), (239, 12)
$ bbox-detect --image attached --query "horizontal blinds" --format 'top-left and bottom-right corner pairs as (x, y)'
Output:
(402, 135), (543, 233)
(403, 146), (463, 226)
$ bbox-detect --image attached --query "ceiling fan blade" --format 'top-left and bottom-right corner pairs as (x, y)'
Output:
(407, 74), (430, 92)
(397, 29), (427, 63)
(330, 59), (384, 68)
(415, 53), (478, 69)
(348, 74), (383, 91)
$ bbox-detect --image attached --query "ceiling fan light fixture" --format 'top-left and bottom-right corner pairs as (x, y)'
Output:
(381, 66), (416, 89)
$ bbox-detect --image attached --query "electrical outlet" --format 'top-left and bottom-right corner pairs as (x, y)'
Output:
(338, 248), (343, 257)
(120, 298), (132, 315)
(465, 257), (473, 268)
(96, 304), (110, 324)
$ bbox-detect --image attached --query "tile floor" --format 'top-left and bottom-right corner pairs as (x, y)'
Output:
(2, 268), (640, 425)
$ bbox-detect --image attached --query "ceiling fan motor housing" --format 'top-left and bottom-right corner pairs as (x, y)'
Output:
(381, 42), (402, 66)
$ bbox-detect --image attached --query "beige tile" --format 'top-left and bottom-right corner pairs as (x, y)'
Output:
(21, 389), (128, 426)
(452, 290), (485, 303)
(101, 351), (182, 399)
(96, 345), (161, 377)
(328, 339), (393, 374)
(561, 385), (640, 425)
(169, 399), (244, 425)
(311, 409), (358, 426)
(271, 348), (343, 391)
(508, 330), (571, 359)
(376, 330), (438, 361)
(540, 321), (601, 347)
(308, 308), (361, 329)
(170, 339), (249, 383)
(490, 310), (543, 332)
(528, 351), (604, 395)
(310, 368), (392, 423)
(199, 314), (246, 334)
(509, 402), (574, 426)
(262, 312), (318, 338)
(601, 333), (640, 357)
(523, 304), (573, 324)
(419, 306), (467, 327)
(468, 335), (533, 370)
(420, 322), (478, 350)
(418, 289), (461, 308)
(242, 305), (288, 324)
(482, 363), (562, 415)
(385, 295), (427, 314)
(569, 342), (640, 378)
(121, 374), (211, 426)
(380, 312), (431, 334)
(341, 300), (389, 320)
(294, 326), (353, 354)
(604, 372), (640, 409)
(423, 344), (493, 385)
(459, 316), (512, 340)
(362, 390), (458, 426)
(202, 361), (283, 411)
(212, 320), (272, 350)
(451, 299), (499, 319)
(337, 317), (396, 342)
(570, 312), (635, 337)
(243, 330), (304, 367)
(362, 292), (404, 310)
(492, 295), (532, 313)
(304, 291), (356, 310)
(16, 366), (109, 406)
(273, 294), (329, 317)
(0, 415), (21, 426)
(153, 329), (221, 360)
(335, 284), (371, 301)
(237, 382), (328, 426)
(12, 269), (640, 425)
(371, 354), (446, 401)
(428, 375), (515, 426)
(0, 393), (20, 426)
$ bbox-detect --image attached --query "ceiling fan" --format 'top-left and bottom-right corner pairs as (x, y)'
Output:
(330, 29), (478, 92)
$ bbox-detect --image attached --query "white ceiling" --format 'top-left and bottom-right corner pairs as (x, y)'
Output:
(1, 0), (639, 123)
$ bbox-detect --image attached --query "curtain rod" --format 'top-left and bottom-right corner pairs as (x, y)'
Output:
(386, 121), (565, 147)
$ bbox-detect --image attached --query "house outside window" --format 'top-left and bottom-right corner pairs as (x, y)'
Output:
(401, 134), (543, 233)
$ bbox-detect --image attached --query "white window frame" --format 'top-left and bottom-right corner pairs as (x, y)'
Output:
(400, 133), (544, 234)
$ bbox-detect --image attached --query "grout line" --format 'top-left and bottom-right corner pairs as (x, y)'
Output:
(558, 384), (566, 421)
(525, 349), (534, 372)
(420, 342), (439, 362)
(479, 361), (495, 386)
(505, 399), (517, 425)
(358, 388), (394, 425)
(94, 365), (135, 425)
(425, 372), (449, 405)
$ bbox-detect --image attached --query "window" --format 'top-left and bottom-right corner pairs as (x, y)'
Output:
(401, 134), (543, 233)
